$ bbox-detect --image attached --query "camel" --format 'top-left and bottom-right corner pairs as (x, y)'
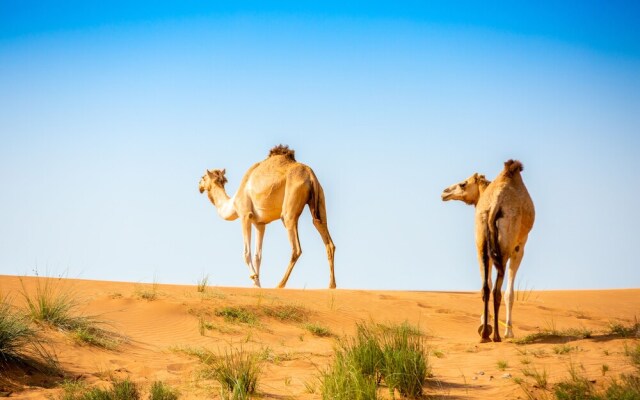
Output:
(442, 160), (535, 342)
(198, 145), (336, 289)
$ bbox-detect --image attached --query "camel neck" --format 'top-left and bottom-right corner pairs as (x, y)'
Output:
(207, 186), (238, 221)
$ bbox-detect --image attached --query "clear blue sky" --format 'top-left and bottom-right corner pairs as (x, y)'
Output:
(1, 2), (639, 290)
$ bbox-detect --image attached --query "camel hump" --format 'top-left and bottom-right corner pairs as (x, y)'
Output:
(268, 144), (296, 161)
(504, 159), (523, 176)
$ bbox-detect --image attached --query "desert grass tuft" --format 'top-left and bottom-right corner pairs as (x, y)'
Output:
(20, 277), (124, 349)
(215, 307), (258, 325)
(263, 304), (309, 323)
(609, 318), (640, 338)
(0, 295), (58, 373)
(149, 381), (179, 400)
(57, 377), (140, 400)
(209, 347), (260, 400)
(319, 321), (429, 399)
(303, 322), (333, 337)
(196, 274), (209, 293)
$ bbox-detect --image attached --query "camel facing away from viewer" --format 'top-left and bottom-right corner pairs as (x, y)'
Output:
(442, 160), (535, 342)
(199, 145), (336, 289)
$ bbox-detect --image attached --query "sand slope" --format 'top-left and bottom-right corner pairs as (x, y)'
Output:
(1, 275), (638, 399)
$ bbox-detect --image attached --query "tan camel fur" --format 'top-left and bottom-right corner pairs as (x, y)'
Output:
(442, 160), (535, 342)
(199, 145), (336, 289)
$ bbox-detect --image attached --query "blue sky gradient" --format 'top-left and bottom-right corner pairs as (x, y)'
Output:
(1, 2), (639, 290)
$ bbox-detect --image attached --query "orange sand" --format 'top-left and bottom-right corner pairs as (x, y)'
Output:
(1, 275), (638, 399)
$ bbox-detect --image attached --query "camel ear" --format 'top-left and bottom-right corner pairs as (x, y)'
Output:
(221, 169), (226, 176)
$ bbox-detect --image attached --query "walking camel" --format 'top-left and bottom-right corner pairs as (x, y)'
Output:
(198, 145), (336, 289)
(442, 160), (534, 342)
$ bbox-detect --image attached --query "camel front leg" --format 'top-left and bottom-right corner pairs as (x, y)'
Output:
(253, 223), (266, 288)
(241, 217), (260, 288)
(277, 217), (302, 288)
(504, 245), (525, 338)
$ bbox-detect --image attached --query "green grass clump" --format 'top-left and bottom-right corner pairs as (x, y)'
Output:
(58, 378), (140, 400)
(263, 304), (308, 323)
(320, 350), (378, 400)
(215, 307), (258, 325)
(319, 321), (429, 400)
(380, 325), (429, 398)
(0, 295), (57, 372)
(609, 319), (640, 338)
(149, 381), (179, 400)
(303, 322), (333, 337)
(209, 348), (260, 400)
(20, 277), (123, 349)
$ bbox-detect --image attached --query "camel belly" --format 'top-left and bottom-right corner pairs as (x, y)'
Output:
(246, 177), (285, 223)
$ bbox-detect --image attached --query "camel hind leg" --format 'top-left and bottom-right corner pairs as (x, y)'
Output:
(504, 243), (526, 338)
(309, 183), (336, 289)
(277, 183), (308, 289)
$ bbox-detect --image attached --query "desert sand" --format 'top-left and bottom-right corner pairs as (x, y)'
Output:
(1, 274), (638, 399)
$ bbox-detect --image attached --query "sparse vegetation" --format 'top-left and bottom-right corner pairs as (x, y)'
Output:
(136, 279), (159, 301)
(609, 319), (640, 338)
(513, 326), (591, 345)
(263, 304), (308, 323)
(196, 274), (209, 293)
(149, 381), (179, 400)
(0, 295), (57, 372)
(303, 322), (332, 337)
(19, 277), (123, 349)
(58, 378), (140, 400)
(215, 307), (258, 325)
(522, 366), (548, 389)
(553, 344), (577, 355)
(497, 360), (509, 370)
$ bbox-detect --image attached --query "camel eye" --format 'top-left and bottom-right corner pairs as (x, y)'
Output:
(459, 182), (467, 188)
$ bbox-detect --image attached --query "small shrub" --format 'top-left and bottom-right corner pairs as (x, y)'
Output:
(553, 344), (575, 355)
(497, 360), (509, 370)
(59, 378), (141, 400)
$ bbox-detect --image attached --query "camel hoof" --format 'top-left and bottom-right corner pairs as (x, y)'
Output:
(480, 337), (492, 343)
(478, 324), (493, 337)
(493, 336), (502, 343)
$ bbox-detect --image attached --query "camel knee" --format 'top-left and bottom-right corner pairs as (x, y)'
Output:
(243, 249), (252, 265)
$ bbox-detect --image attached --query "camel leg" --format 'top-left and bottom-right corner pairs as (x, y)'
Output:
(253, 223), (266, 288)
(479, 239), (493, 343)
(312, 219), (336, 289)
(492, 263), (506, 342)
(504, 245), (525, 338)
(241, 216), (260, 288)
(278, 216), (302, 288)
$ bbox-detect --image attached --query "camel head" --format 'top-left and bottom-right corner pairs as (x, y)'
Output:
(199, 169), (228, 194)
(441, 173), (490, 206)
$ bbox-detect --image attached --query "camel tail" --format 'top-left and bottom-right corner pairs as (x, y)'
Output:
(308, 173), (324, 223)
(487, 208), (504, 270)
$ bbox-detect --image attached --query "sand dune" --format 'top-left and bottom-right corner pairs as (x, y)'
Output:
(1, 275), (638, 399)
